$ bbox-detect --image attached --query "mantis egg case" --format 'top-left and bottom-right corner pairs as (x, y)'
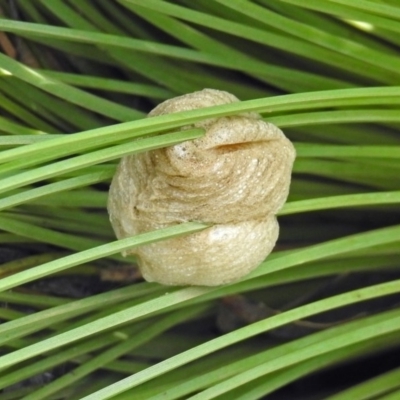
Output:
(108, 89), (295, 286)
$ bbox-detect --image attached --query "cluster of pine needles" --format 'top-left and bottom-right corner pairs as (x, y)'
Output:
(0, 1), (400, 399)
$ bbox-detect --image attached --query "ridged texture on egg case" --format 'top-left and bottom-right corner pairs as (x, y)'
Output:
(108, 89), (296, 286)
